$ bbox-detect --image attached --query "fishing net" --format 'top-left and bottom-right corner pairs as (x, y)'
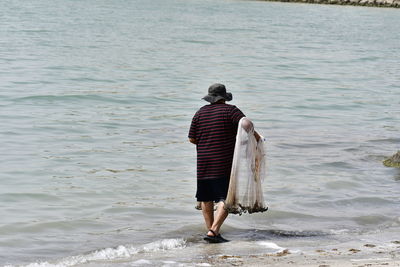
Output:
(225, 117), (268, 215)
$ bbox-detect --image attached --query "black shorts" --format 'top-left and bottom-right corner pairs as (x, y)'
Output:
(196, 177), (230, 202)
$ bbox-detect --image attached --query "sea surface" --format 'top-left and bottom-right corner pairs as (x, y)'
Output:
(1, 0), (399, 266)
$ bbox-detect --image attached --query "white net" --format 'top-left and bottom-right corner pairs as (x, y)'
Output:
(225, 117), (268, 215)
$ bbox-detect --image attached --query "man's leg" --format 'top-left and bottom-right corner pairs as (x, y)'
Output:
(201, 201), (214, 230)
(208, 201), (228, 236)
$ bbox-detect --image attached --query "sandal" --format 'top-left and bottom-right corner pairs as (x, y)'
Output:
(204, 230), (229, 243)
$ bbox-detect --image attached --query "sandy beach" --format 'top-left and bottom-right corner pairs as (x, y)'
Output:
(188, 241), (400, 267)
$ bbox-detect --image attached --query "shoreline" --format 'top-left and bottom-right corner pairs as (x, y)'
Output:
(204, 255), (400, 267)
(197, 244), (400, 267)
(257, 0), (400, 8)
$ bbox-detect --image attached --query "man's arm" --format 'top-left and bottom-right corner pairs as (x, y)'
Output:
(189, 138), (197, 144)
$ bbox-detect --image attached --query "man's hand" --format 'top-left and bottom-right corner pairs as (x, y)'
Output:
(241, 118), (261, 142)
(254, 131), (261, 142)
(189, 138), (197, 144)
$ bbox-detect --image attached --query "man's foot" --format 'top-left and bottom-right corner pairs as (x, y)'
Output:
(204, 230), (229, 243)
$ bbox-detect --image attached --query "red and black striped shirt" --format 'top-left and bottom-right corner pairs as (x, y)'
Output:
(189, 103), (245, 180)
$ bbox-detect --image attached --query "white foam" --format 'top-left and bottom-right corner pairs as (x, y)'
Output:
(257, 241), (286, 252)
(18, 238), (186, 267)
(330, 229), (350, 235)
(350, 258), (391, 262)
(131, 259), (152, 265)
(142, 238), (186, 253)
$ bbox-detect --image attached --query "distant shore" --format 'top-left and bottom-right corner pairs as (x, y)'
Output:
(259, 0), (400, 8)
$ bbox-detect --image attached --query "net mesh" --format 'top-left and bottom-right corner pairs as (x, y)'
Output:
(225, 118), (268, 215)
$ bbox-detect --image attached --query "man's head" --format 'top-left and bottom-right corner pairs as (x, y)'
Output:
(202, 83), (233, 104)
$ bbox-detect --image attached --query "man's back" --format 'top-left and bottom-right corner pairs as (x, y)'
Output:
(189, 103), (245, 180)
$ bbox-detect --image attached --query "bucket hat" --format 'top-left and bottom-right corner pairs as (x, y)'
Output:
(202, 83), (233, 103)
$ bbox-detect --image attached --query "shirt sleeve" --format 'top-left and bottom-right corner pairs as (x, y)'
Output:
(230, 105), (246, 124)
(188, 112), (198, 139)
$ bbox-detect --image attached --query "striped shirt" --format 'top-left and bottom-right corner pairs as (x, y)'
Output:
(189, 103), (245, 180)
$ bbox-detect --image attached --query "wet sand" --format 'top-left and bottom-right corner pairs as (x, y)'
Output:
(192, 241), (400, 267)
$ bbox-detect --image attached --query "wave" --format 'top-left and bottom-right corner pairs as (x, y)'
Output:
(182, 39), (215, 45)
(267, 229), (329, 238)
(12, 94), (131, 105)
(8, 239), (186, 267)
(257, 241), (287, 252)
(314, 197), (397, 207)
(0, 193), (62, 203)
(220, 227), (330, 241)
(369, 138), (400, 144)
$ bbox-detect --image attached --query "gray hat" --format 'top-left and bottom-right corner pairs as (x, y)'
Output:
(202, 83), (233, 103)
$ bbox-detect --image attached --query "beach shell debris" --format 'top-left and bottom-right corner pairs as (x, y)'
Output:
(349, 248), (361, 253)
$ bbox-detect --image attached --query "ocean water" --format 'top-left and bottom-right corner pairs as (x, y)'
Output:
(1, 0), (399, 266)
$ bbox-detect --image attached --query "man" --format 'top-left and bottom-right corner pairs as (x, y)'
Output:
(188, 83), (259, 243)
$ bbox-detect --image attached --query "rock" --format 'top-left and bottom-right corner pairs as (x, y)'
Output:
(276, 249), (291, 257)
(383, 151), (400, 168)
(260, 0), (399, 7)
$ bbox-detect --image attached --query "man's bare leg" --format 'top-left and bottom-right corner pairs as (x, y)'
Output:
(208, 201), (228, 236)
(201, 201), (214, 230)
